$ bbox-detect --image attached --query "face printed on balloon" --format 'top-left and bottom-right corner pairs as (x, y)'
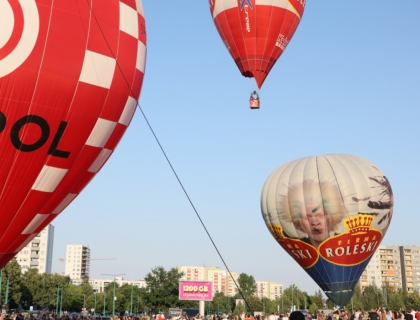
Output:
(300, 201), (329, 244)
(279, 180), (346, 249)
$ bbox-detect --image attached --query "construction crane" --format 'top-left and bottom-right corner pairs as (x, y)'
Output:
(58, 257), (116, 262)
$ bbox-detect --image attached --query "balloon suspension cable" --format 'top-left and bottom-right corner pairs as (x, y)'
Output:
(85, 0), (253, 313)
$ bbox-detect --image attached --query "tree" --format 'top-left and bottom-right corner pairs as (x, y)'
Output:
(233, 301), (246, 316)
(386, 288), (404, 311)
(308, 302), (318, 315)
(142, 266), (195, 314)
(2, 258), (23, 308)
(19, 269), (70, 311)
(245, 296), (263, 313)
(361, 285), (384, 310)
(64, 284), (86, 312)
(282, 285), (306, 311)
(310, 290), (325, 310)
(236, 273), (257, 298)
(403, 290), (420, 311)
(346, 286), (364, 312)
(274, 292), (292, 314)
(210, 292), (230, 315)
(262, 297), (276, 315)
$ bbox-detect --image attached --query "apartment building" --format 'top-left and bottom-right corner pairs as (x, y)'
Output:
(226, 271), (239, 297)
(360, 245), (419, 292)
(88, 276), (146, 292)
(15, 224), (54, 274)
(65, 244), (90, 281)
(255, 281), (283, 300)
(177, 266), (282, 299)
(399, 246), (420, 292)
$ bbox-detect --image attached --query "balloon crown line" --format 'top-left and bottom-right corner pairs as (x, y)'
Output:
(344, 214), (374, 235)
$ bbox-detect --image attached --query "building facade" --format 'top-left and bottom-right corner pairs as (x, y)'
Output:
(178, 266), (230, 296)
(15, 224), (54, 273)
(177, 266), (282, 299)
(226, 272), (239, 297)
(399, 246), (420, 292)
(88, 276), (146, 292)
(65, 244), (91, 281)
(360, 245), (420, 293)
(255, 281), (283, 300)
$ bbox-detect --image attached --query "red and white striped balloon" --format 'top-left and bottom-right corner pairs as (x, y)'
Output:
(0, 0), (146, 267)
(209, 0), (305, 88)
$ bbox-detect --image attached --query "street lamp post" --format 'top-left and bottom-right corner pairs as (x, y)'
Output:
(102, 273), (125, 316)
(5, 279), (9, 305)
(94, 292), (97, 315)
(60, 290), (63, 316)
(0, 270), (2, 304)
(130, 283), (134, 315)
(56, 285), (60, 315)
(103, 291), (106, 316)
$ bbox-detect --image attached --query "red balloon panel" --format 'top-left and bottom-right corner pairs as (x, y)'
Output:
(210, 0), (305, 88)
(0, 0), (147, 267)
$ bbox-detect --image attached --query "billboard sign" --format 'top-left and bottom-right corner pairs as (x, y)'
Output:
(179, 281), (213, 301)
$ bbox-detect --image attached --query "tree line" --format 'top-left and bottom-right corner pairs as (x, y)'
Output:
(1, 259), (420, 315)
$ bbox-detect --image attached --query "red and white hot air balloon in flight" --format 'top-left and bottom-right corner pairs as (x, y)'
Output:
(209, 0), (305, 108)
(0, 0), (146, 268)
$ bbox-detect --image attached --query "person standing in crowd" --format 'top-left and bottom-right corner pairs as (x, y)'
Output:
(290, 312), (305, 320)
(369, 309), (379, 320)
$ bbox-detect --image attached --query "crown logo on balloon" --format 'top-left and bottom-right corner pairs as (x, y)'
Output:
(344, 214), (374, 235)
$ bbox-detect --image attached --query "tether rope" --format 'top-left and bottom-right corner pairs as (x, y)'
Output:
(86, 0), (254, 313)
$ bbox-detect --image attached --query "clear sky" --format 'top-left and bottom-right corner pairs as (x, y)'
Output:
(51, 1), (420, 296)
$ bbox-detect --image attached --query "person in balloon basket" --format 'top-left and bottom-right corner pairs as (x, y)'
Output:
(280, 180), (345, 248)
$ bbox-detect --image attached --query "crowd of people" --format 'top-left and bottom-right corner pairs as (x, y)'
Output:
(1, 309), (420, 320)
(166, 309), (420, 320)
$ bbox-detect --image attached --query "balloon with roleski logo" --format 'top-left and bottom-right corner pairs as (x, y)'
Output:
(0, 0), (146, 267)
(208, 0), (305, 88)
(260, 154), (393, 306)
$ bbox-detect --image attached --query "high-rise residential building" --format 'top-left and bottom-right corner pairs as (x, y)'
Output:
(178, 266), (206, 281)
(360, 245), (420, 293)
(255, 281), (283, 300)
(226, 271), (239, 297)
(177, 266), (281, 299)
(207, 267), (227, 294)
(178, 266), (231, 296)
(399, 246), (420, 292)
(65, 245), (90, 281)
(15, 224), (54, 274)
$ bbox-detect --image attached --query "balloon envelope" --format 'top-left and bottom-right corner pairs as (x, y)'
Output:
(0, 0), (146, 267)
(209, 0), (305, 88)
(261, 154), (393, 306)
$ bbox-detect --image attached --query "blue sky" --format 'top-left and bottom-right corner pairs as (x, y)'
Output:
(51, 1), (420, 295)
